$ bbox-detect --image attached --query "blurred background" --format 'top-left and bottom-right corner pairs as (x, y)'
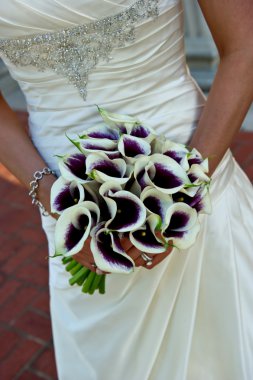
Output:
(0, 2), (252, 380)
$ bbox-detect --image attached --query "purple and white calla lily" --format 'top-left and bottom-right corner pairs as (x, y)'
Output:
(134, 153), (191, 194)
(162, 203), (200, 250)
(50, 177), (85, 214)
(85, 152), (131, 184)
(98, 106), (142, 130)
(50, 177), (99, 214)
(162, 140), (190, 171)
(118, 134), (151, 163)
(79, 124), (120, 141)
(58, 153), (91, 184)
(187, 164), (211, 188)
(54, 201), (100, 257)
(90, 223), (135, 274)
(99, 181), (147, 232)
(98, 107), (156, 142)
(129, 214), (166, 254)
(128, 124), (156, 143)
(173, 186), (212, 214)
(140, 186), (173, 224)
(72, 137), (119, 158)
(188, 148), (209, 173)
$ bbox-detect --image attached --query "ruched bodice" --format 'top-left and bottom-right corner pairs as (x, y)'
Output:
(0, 0), (205, 174)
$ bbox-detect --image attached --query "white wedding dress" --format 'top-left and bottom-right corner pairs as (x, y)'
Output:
(1, 1), (253, 379)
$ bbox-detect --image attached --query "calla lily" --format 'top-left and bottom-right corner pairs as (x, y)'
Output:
(140, 186), (173, 224)
(129, 124), (156, 143)
(72, 137), (119, 158)
(50, 177), (85, 214)
(162, 203), (200, 249)
(58, 153), (91, 184)
(118, 134), (151, 163)
(134, 153), (191, 194)
(90, 223), (135, 274)
(187, 164), (211, 186)
(129, 214), (166, 254)
(173, 186), (212, 214)
(162, 140), (190, 171)
(50, 177), (99, 214)
(98, 107), (156, 142)
(99, 181), (147, 232)
(151, 134), (166, 154)
(79, 124), (120, 141)
(85, 152), (130, 184)
(98, 106), (142, 129)
(188, 148), (209, 173)
(54, 201), (100, 257)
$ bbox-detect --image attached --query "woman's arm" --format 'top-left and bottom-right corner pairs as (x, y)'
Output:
(0, 94), (172, 271)
(190, 0), (253, 175)
(0, 93), (103, 271)
(0, 93), (56, 212)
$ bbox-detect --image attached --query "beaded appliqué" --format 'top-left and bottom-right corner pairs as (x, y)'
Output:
(0, 0), (159, 100)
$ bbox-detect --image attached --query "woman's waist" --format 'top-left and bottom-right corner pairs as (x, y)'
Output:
(30, 78), (206, 173)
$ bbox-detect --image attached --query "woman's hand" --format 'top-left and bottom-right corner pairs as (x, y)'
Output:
(72, 235), (173, 274)
(72, 238), (109, 274)
(120, 237), (173, 270)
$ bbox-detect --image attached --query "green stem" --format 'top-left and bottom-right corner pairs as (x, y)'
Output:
(99, 275), (106, 294)
(70, 263), (83, 276)
(62, 256), (73, 265)
(76, 274), (88, 286)
(88, 274), (103, 295)
(69, 267), (90, 286)
(66, 259), (78, 272)
(82, 271), (96, 294)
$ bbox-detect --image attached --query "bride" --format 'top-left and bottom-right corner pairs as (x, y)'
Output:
(1, 1), (253, 379)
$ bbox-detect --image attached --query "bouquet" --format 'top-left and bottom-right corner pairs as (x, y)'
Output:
(50, 107), (211, 295)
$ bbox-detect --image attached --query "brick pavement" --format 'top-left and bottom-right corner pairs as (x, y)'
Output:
(0, 113), (252, 380)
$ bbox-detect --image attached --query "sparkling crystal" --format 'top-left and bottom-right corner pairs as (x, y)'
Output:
(0, 0), (159, 100)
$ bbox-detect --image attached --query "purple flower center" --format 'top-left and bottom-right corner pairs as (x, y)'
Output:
(96, 232), (133, 269)
(169, 211), (189, 230)
(130, 125), (149, 138)
(153, 164), (182, 189)
(143, 196), (163, 218)
(124, 138), (146, 157)
(65, 214), (89, 250)
(132, 224), (162, 249)
(93, 160), (122, 177)
(66, 154), (87, 180)
(108, 197), (141, 230)
(54, 186), (80, 211)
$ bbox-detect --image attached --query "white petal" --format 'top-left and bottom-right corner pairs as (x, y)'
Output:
(54, 202), (97, 257)
(50, 177), (85, 214)
(129, 214), (166, 254)
(98, 106), (140, 128)
(85, 152), (127, 183)
(172, 223), (200, 250)
(77, 138), (118, 156)
(118, 135), (151, 163)
(90, 228), (135, 274)
(164, 202), (198, 231)
(140, 186), (173, 223)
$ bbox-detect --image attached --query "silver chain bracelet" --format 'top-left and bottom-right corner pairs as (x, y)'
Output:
(29, 167), (55, 216)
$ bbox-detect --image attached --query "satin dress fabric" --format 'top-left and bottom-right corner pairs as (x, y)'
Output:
(1, 1), (253, 379)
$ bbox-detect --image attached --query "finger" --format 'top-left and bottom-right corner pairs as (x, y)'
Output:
(139, 246), (173, 270)
(126, 246), (142, 263)
(120, 236), (133, 252)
